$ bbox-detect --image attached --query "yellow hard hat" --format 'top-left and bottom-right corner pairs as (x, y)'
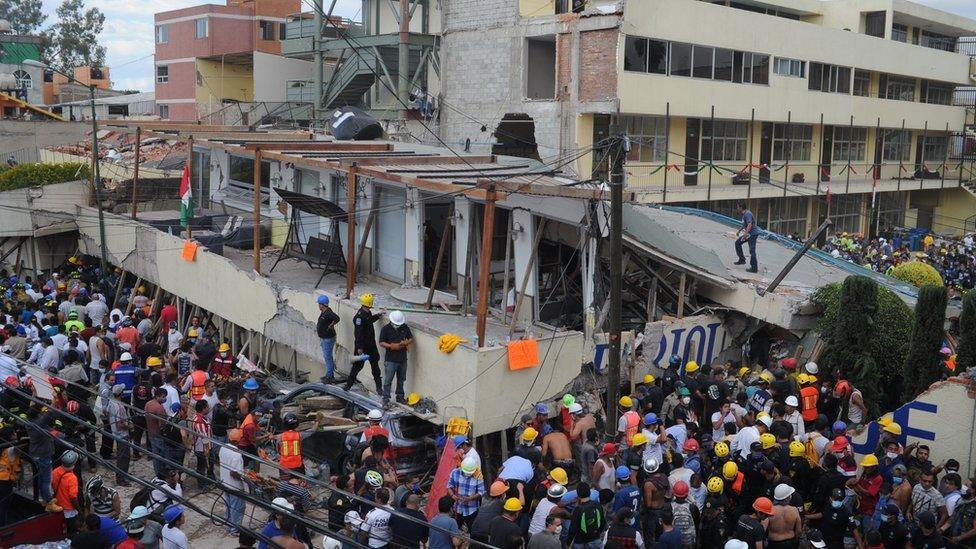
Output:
(503, 498), (523, 512)
(759, 372), (772, 383)
(685, 361), (699, 373)
(789, 441), (805, 457)
(707, 476), (724, 494)
(522, 427), (538, 443)
(138, 285), (147, 294)
(550, 467), (569, 485)
(643, 374), (655, 384)
(722, 461), (739, 480)
(883, 422), (902, 436)
(618, 396), (633, 408)
(806, 375), (818, 384)
(796, 373), (809, 385)
(631, 433), (649, 447)
(878, 415), (893, 427)
(407, 393), (420, 406)
(68, 256), (78, 264)
(714, 441), (729, 458)
(218, 343), (231, 352)
(760, 433), (776, 450)
(738, 366), (750, 378)
(359, 293), (375, 307)
(147, 356), (163, 367)
(188, 329), (199, 338)
(860, 454), (879, 468)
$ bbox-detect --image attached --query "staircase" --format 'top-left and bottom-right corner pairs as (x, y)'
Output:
(322, 46), (426, 110)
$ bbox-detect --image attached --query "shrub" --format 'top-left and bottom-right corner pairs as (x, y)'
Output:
(890, 261), (944, 288)
(0, 163), (90, 192)
(902, 285), (948, 400)
(957, 292), (976, 373)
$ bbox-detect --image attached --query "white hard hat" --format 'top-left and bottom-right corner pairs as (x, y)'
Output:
(773, 483), (795, 501)
(119, 342), (132, 351)
(784, 396), (799, 407)
(725, 541), (749, 549)
(758, 415), (772, 428)
(568, 403), (583, 414)
(389, 310), (405, 327)
(804, 362), (819, 375)
(271, 497), (294, 512)
(119, 352), (133, 362)
(367, 409), (383, 421)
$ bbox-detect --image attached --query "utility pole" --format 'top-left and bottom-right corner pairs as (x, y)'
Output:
(89, 84), (108, 274)
(313, 0), (324, 122)
(605, 132), (627, 438)
(398, 0), (410, 120)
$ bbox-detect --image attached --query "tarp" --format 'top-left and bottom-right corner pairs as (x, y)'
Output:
(424, 438), (457, 520)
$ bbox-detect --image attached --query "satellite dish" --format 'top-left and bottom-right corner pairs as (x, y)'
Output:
(0, 20), (11, 34)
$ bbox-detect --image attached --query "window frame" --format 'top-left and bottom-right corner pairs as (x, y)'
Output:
(884, 75), (916, 101)
(620, 115), (668, 163)
(259, 20), (276, 41)
(155, 65), (169, 84)
(158, 105), (169, 118)
(156, 24), (169, 44)
(882, 129), (911, 162)
(832, 127), (868, 163)
(773, 57), (805, 78)
(772, 123), (813, 162)
(13, 70), (32, 90)
(853, 70), (871, 97)
(701, 120), (749, 162)
(195, 17), (209, 39)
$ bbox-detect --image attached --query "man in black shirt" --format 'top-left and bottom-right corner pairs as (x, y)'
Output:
(811, 488), (854, 549)
(734, 496), (772, 548)
(489, 497), (524, 548)
(703, 367), (728, 419)
(378, 311), (413, 406)
(327, 475), (354, 533)
(388, 493), (428, 548)
(345, 294), (383, 394)
(211, 390), (232, 442)
(911, 510), (946, 549)
(316, 295), (340, 383)
(879, 502), (909, 548)
(567, 482), (605, 547)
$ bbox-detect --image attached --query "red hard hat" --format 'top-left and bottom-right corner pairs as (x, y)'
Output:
(67, 401), (79, 413)
(781, 358), (797, 369)
(682, 438), (699, 453)
(832, 436), (848, 452)
(834, 380), (852, 397)
(753, 497), (774, 515)
(673, 480), (689, 498)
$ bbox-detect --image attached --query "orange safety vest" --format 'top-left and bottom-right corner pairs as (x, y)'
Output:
(279, 430), (303, 469)
(190, 370), (207, 400)
(364, 425), (389, 443)
(0, 449), (20, 481)
(800, 386), (819, 422)
(622, 411), (640, 446)
(731, 471), (744, 495)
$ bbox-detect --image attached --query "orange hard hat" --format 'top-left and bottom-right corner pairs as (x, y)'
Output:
(834, 380), (851, 397)
(753, 497), (774, 515)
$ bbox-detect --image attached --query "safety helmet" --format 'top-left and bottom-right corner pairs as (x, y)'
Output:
(784, 396), (799, 407)
(218, 343), (231, 353)
(644, 412), (659, 426)
(832, 421), (847, 435)
(569, 403), (584, 414)
(860, 454), (879, 468)
(758, 372), (772, 384)
(832, 436), (848, 452)
(67, 401), (80, 413)
(618, 396), (633, 408)
(668, 354), (681, 366)
(547, 483), (566, 499)
(365, 470), (383, 488)
(760, 433), (776, 450)
(834, 380), (852, 397)
(163, 505), (184, 524)
(562, 394), (575, 407)
(61, 450), (79, 467)
(773, 484), (795, 501)
(460, 456), (478, 476)
(317, 295), (330, 306)
(642, 457), (660, 474)
(643, 374), (655, 384)
(283, 413), (299, 430)
(86, 475), (104, 493)
(685, 361), (699, 373)
(68, 310), (78, 319)
(796, 373), (810, 385)
(883, 422), (902, 436)
(503, 498), (523, 512)
(407, 393), (421, 406)
(549, 467), (569, 485)
(707, 476), (724, 494)
(714, 441), (730, 458)
(753, 497), (773, 515)
(147, 356), (163, 367)
(738, 366), (751, 378)
(631, 433), (648, 447)
(673, 480), (689, 498)
(242, 378), (259, 391)
(521, 427), (538, 443)
(359, 293), (375, 307)
(615, 465), (631, 480)
(683, 439), (699, 453)
(804, 362), (819, 375)
(119, 352), (133, 362)
(367, 409), (383, 421)
(789, 441), (805, 457)
(389, 310), (406, 327)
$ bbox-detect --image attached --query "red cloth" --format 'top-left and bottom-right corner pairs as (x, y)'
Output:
(857, 473), (883, 515)
(424, 439), (457, 520)
(160, 305), (177, 329)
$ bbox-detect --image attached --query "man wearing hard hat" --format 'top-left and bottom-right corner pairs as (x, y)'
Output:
(345, 293), (384, 394)
(378, 310), (413, 407)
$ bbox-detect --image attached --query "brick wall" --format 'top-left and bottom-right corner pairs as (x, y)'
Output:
(556, 33), (572, 101)
(578, 29), (617, 102)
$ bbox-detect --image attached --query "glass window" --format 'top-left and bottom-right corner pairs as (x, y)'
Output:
(772, 124), (813, 162)
(767, 197), (808, 237)
(156, 24), (168, 44)
(921, 30), (956, 52)
(692, 45), (714, 79)
(922, 135), (948, 163)
(891, 23), (908, 43)
(624, 36), (649, 72)
(882, 129), (911, 162)
(833, 127), (868, 162)
(809, 63), (851, 94)
(195, 18), (208, 39)
(701, 120), (749, 162)
(853, 70), (870, 97)
(620, 115), (667, 162)
(773, 57), (804, 77)
(155, 65), (169, 84)
(714, 48), (734, 81)
(924, 81), (952, 105)
(750, 53), (769, 84)
(884, 75), (916, 101)
(13, 70), (31, 90)
(648, 40), (667, 74)
(158, 105), (169, 119)
(260, 20), (275, 41)
(878, 191), (907, 230)
(670, 42), (692, 77)
(865, 11), (886, 38)
(808, 62), (823, 91)
(830, 194), (863, 234)
(279, 22), (287, 40)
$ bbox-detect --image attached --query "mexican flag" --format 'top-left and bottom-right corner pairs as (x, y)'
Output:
(179, 164), (193, 227)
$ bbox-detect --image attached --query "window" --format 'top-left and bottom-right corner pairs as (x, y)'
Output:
(670, 42), (692, 77)
(883, 75), (916, 101)
(773, 57), (805, 78)
(923, 80), (952, 106)
(156, 65), (169, 84)
(13, 70), (31, 90)
(279, 22), (287, 40)
(853, 70), (870, 97)
(832, 127), (867, 162)
(158, 105), (169, 118)
(736, 52), (769, 85)
(692, 45), (714, 79)
(195, 18), (208, 39)
(772, 124), (813, 162)
(525, 36), (556, 100)
(891, 23), (908, 43)
(623, 35), (765, 85)
(809, 62), (851, 94)
(156, 24), (168, 44)
(701, 120), (748, 162)
(260, 20), (275, 41)
(882, 129), (911, 162)
(622, 37), (667, 74)
(922, 136), (948, 163)
(865, 11), (886, 38)
(620, 115), (667, 162)
(830, 194), (863, 235)
(877, 191), (907, 230)
(714, 48), (733, 81)
(921, 30), (956, 52)
(767, 197), (808, 237)
(228, 155), (272, 204)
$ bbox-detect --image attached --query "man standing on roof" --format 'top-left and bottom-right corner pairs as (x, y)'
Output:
(378, 310), (412, 407)
(734, 201), (761, 274)
(316, 295), (340, 384)
(345, 293), (384, 395)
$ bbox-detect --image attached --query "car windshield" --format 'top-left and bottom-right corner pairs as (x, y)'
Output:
(396, 415), (436, 439)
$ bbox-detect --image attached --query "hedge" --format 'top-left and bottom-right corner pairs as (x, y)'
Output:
(890, 261), (944, 288)
(0, 163), (91, 192)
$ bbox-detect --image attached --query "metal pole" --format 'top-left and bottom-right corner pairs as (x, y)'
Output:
(783, 111), (791, 197)
(662, 102), (670, 203)
(920, 121), (928, 191)
(186, 135), (194, 240)
(475, 185), (497, 348)
(757, 218), (832, 297)
(252, 148), (262, 274)
(941, 122), (950, 189)
(707, 105), (715, 201)
(898, 119), (906, 192)
(959, 121), (967, 188)
(816, 113), (823, 196)
(131, 126), (141, 220)
(605, 132), (626, 438)
(89, 84), (108, 274)
(398, 0), (410, 119)
(845, 115), (853, 194)
(749, 108), (755, 199)
(313, 0), (324, 121)
(346, 164), (358, 298)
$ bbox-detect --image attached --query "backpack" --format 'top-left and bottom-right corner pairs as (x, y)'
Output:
(804, 432), (823, 468)
(576, 501), (604, 538)
(949, 499), (976, 537)
(130, 478), (168, 511)
(671, 500), (697, 549)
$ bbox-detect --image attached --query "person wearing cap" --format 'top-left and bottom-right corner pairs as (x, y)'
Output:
(876, 501), (909, 548)
(767, 484), (801, 548)
(616, 395), (642, 448)
(612, 465), (641, 528)
(161, 505), (188, 549)
(116, 316), (141, 351)
(447, 453), (485, 529)
(315, 294), (341, 384)
(125, 505), (163, 548)
(781, 395), (805, 441)
(808, 486), (856, 548)
(346, 293), (384, 394)
(108, 382), (133, 486)
(52, 450), (81, 533)
(377, 310), (412, 407)
(528, 480), (566, 536)
(734, 497), (773, 548)
(470, 480), (511, 543)
(489, 496), (525, 548)
(569, 402), (595, 445)
(669, 479), (700, 548)
(911, 509), (946, 548)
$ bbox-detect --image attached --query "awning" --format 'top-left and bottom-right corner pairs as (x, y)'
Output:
(273, 187), (348, 219)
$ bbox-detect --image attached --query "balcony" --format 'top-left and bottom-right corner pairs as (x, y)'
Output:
(281, 16), (364, 58)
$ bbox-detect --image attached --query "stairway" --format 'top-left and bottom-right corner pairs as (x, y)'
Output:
(322, 46), (426, 110)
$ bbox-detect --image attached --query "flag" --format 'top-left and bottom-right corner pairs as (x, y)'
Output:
(179, 164), (193, 227)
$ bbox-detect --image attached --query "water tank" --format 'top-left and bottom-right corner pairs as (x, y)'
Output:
(0, 20), (11, 34)
(0, 73), (17, 90)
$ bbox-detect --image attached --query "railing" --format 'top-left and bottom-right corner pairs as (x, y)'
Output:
(197, 101), (313, 127)
(285, 81), (315, 103)
(957, 37), (976, 57)
(284, 16), (363, 40)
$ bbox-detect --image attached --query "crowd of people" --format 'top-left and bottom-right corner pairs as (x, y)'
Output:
(1, 253), (976, 549)
(817, 231), (975, 293)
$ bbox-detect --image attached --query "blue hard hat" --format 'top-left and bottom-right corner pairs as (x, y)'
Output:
(317, 295), (329, 305)
(832, 421), (847, 434)
(541, 424), (553, 436)
(243, 378), (259, 391)
(535, 403), (549, 415)
(162, 505), (184, 524)
(669, 354), (681, 365)
(644, 412), (659, 426)
(453, 435), (469, 447)
(615, 465), (631, 480)
(170, 402), (182, 412)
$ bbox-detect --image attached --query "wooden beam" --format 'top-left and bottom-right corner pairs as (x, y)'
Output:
(425, 204), (454, 310)
(355, 191), (379, 273)
(647, 277), (658, 323)
(245, 142), (390, 152)
(475, 186), (498, 348)
(676, 273), (686, 319)
(125, 277), (143, 316)
(253, 148), (263, 275)
(345, 165), (358, 298)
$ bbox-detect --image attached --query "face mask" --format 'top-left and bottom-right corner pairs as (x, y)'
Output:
(886, 452), (899, 460)
(831, 500), (843, 509)
(553, 526), (562, 535)
(681, 397), (691, 405)
(893, 476), (903, 485)
(878, 514), (887, 523)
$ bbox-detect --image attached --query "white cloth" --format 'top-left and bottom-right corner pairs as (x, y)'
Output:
(640, 428), (664, 465)
(88, 335), (103, 368)
(0, 355), (19, 379)
(498, 456), (534, 483)
(161, 525), (188, 549)
(665, 424), (687, 451)
(167, 330), (183, 354)
(219, 445), (245, 491)
(528, 498), (558, 535)
(711, 411), (736, 441)
(783, 410), (806, 440)
(37, 345), (60, 371)
(734, 425), (761, 460)
(362, 506), (392, 548)
(86, 299), (109, 327)
(148, 481), (183, 513)
(163, 385), (180, 416)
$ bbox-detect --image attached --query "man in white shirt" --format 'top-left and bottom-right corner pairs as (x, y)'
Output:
(710, 401), (738, 441)
(147, 469), (184, 514)
(733, 415), (767, 460)
(219, 429), (246, 535)
(162, 375), (181, 417)
(86, 296), (109, 327)
(362, 488), (393, 548)
(782, 396), (806, 440)
(161, 505), (188, 549)
(166, 323), (183, 354)
(36, 338), (60, 372)
(0, 347), (19, 379)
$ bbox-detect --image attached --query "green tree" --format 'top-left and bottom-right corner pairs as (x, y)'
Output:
(902, 285), (948, 400)
(0, 0), (46, 35)
(811, 281), (914, 413)
(44, 0), (105, 75)
(956, 292), (976, 373)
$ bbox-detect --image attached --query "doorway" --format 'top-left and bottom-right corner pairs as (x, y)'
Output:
(759, 122), (772, 184)
(422, 199), (455, 290)
(375, 186), (406, 282)
(684, 119), (700, 185)
(296, 169), (321, 246)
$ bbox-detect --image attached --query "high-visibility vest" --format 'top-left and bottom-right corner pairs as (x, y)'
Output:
(0, 449), (20, 481)
(190, 370), (207, 400)
(364, 425), (389, 443)
(280, 430), (302, 468)
(800, 386), (819, 422)
(622, 411), (640, 446)
(211, 356), (234, 377)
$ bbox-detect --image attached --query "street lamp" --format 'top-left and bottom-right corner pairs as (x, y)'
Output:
(24, 59), (108, 274)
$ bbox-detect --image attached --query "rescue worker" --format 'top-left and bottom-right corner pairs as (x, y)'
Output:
(345, 293), (384, 394)
(113, 352), (137, 400)
(363, 409), (389, 443)
(182, 361), (209, 402)
(239, 378), (259, 420)
(798, 373), (820, 429)
(279, 413), (305, 475)
(617, 396), (640, 448)
(0, 426), (21, 524)
(210, 343), (236, 379)
(64, 310), (84, 334)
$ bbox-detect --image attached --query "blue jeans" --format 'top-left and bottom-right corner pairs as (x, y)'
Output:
(36, 456), (53, 502)
(149, 436), (168, 478)
(382, 361), (406, 401)
(226, 490), (246, 533)
(573, 541), (603, 549)
(320, 338), (336, 379)
(735, 233), (759, 270)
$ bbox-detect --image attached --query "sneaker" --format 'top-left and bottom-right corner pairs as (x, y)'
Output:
(733, 260), (746, 265)
(321, 375), (335, 384)
(382, 399), (391, 408)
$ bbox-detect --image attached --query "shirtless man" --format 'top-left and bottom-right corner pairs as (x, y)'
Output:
(766, 484), (802, 549)
(541, 424), (574, 476)
(641, 457), (669, 541)
(568, 404), (596, 443)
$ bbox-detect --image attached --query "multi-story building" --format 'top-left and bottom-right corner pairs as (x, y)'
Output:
(154, 0), (314, 122)
(439, 0), (976, 237)
(0, 27), (44, 107)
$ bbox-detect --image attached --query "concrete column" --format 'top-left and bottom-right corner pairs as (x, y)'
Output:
(512, 208), (537, 325)
(404, 187), (422, 285)
(454, 196), (473, 290)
